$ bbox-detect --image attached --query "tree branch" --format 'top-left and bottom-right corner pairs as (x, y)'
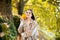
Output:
(24, 0), (29, 4)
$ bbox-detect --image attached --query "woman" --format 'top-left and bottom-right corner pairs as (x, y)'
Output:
(18, 9), (39, 40)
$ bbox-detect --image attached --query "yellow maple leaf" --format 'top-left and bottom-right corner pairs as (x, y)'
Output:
(21, 13), (27, 19)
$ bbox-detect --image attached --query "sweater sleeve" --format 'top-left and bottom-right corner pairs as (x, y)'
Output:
(18, 20), (24, 33)
(32, 21), (39, 36)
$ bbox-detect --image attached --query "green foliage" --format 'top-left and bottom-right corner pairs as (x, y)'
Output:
(56, 37), (60, 40)
(1, 23), (8, 32)
(0, 18), (17, 40)
(0, 24), (2, 32)
(56, 32), (60, 40)
(13, 15), (20, 29)
(0, 17), (5, 23)
(2, 20), (17, 40)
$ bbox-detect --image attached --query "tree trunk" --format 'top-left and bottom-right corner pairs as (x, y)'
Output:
(17, 0), (24, 15)
(0, 0), (6, 17)
(4, 0), (13, 21)
(17, 0), (29, 15)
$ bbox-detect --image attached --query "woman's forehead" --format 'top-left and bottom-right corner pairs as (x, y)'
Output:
(24, 10), (32, 14)
(26, 10), (31, 12)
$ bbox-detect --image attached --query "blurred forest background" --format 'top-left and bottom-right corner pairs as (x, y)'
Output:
(0, 0), (60, 40)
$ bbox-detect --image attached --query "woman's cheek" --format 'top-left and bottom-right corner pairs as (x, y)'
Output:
(27, 15), (30, 17)
(30, 15), (32, 17)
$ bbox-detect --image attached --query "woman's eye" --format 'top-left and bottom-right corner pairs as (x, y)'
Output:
(28, 12), (31, 14)
(26, 12), (28, 13)
(26, 12), (31, 14)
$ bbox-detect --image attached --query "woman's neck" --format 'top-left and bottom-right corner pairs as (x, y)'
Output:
(26, 18), (32, 22)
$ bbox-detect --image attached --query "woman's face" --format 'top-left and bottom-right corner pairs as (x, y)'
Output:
(25, 10), (32, 18)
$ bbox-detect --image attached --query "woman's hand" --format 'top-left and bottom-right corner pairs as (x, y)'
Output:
(26, 30), (32, 37)
(20, 15), (24, 21)
(21, 32), (27, 37)
(20, 16), (24, 20)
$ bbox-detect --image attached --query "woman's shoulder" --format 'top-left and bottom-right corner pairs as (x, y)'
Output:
(33, 20), (37, 24)
(33, 20), (40, 27)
